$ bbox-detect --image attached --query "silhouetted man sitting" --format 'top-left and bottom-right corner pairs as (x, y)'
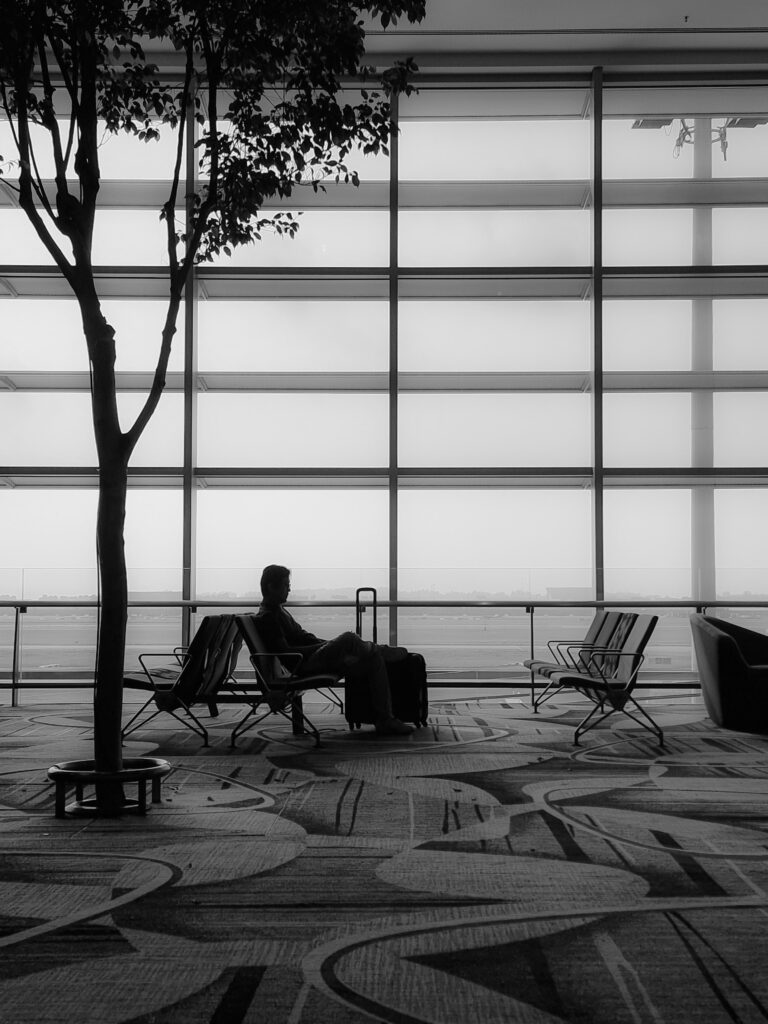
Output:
(255, 564), (413, 736)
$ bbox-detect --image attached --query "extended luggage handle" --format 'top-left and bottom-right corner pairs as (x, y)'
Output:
(355, 587), (378, 644)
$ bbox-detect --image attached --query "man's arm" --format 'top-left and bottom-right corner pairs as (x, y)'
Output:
(280, 608), (325, 655)
(255, 606), (323, 658)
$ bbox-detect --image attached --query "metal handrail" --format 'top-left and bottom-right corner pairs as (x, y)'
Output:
(1, 596), (758, 706)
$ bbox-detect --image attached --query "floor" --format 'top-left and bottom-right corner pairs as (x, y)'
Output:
(1, 686), (767, 1024)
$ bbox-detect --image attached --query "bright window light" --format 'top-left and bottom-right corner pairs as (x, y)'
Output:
(399, 301), (590, 371)
(603, 393), (692, 467)
(603, 301), (692, 370)
(398, 489), (592, 597)
(196, 489), (388, 597)
(198, 301), (388, 372)
(399, 120), (590, 180)
(399, 393), (591, 467)
(197, 393), (388, 467)
(604, 489), (692, 598)
(400, 210), (590, 266)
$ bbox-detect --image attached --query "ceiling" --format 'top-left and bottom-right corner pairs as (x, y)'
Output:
(363, 0), (768, 73)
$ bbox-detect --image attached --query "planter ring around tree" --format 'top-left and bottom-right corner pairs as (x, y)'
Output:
(47, 756), (172, 818)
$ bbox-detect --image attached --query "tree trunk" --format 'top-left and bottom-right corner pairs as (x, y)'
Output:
(82, 302), (130, 810)
(93, 460), (128, 777)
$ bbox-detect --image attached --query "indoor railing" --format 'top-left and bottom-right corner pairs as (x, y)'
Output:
(1, 597), (764, 707)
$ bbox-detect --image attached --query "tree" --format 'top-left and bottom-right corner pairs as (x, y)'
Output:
(0, 0), (424, 807)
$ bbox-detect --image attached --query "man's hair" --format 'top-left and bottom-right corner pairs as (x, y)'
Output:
(260, 564), (291, 597)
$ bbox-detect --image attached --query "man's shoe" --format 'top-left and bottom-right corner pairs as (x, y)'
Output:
(375, 717), (414, 736)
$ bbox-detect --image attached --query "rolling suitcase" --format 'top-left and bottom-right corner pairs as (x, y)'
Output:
(345, 588), (429, 729)
(387, 651), (429, 728)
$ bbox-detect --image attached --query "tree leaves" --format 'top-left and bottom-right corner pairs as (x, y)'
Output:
(0, 0), (426, 269)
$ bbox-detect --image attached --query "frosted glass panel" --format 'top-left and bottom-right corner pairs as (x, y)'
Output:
(334, 145), (389, 182)
(400, 211), (590, 267)
(0, 392), (182, 466)
(0, 119), (181, 180)
(603, 300), (692, 370)
(604, 489), (691, 599)
(398, 489), (592, 597)
(400, 301), (590, 371)
(95, 124), (182, 180)
(0, 206), (384, 266)
(0, 300), (88, 369)
(712, 123), (768, 178)
(603, 87), (768, 180)
(0, 489), (182, 597)
(197, 393), (388, 467)
(196, 489), (388, 596)
(198, 301), (388, 371)
(713, 208), (768, 265)
(713, 300), (768, 370)
(0, 210), (176, 264)
(603, 120), (693, 179)
(0, 120), (61, 179)
(211, 211), (388, 267)
(714, 393), (768, 466)
(0, 211), (59, 264)
(603, 210), (693, 266)
(109, 301), (185, 372)
(0, 299), (183, 372)
(119, 393), (183, 466)
(92, 212), (173, 265)
(399, 394), (590, 467)
(400, 88), (589, 120)
(0, 491), (97, 573)
(715, 489), (768, 597)
(603, 393), (692, 467)
(400, 120), (590, 180)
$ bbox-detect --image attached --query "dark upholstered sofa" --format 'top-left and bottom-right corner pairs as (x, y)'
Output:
(689, 613), (768, 734)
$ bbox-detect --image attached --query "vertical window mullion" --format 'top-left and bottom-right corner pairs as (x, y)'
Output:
(182, 101), (198, 645)
(592, 67), (605, 603)
(389, 93), (399, 644)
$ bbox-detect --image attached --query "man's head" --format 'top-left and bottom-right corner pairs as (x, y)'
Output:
(260, 564), (291, 604)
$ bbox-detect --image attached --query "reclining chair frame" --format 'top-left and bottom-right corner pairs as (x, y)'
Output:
(122, 614), (241, 746)
(560, 647), (661, 745)
(529, 612), (662, 746)
(529, 611), (629, 712)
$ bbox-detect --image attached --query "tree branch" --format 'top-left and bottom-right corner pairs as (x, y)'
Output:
(163, 24), (197, 282)
(13, 54), (75, 283)
(123, 297), (181, 454)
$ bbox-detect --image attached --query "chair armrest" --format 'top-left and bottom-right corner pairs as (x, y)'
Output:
(563, 642), (611, 670)
(546, 638), (585, 664)
(247, 650), (304, 673)
(172, 645), (189, 666)
(135, 652), (184, 686)
(584, 649), (645, 686)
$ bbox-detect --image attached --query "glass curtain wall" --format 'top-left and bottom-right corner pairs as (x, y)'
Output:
(2, 73), (768, 677)
(601, 81), (768, 615)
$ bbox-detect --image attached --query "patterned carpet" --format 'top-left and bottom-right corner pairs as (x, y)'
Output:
(1, 689), (767, 1024)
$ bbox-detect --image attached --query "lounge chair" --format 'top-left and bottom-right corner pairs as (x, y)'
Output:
(528, 611), (633, 711)
(690, 613), (768, 733)
(543, 613), (660, 744)
(122, 614), (242, 745)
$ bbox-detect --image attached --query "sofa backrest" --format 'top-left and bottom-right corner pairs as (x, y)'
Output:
(689, 614), (732, 726)
(699, 614), (768, 667)
(688, 612), (768, 731)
